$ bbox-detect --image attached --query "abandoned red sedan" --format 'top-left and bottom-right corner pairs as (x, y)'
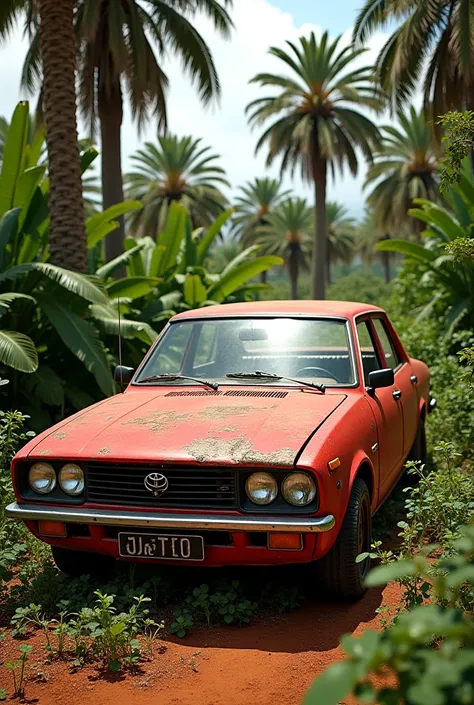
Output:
(7, 301), (435, 597)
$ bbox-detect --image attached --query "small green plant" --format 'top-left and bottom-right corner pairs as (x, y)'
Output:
(170, 608), (194, 638)
(6, 644), (32, 699)
(70, 591), (150, 671)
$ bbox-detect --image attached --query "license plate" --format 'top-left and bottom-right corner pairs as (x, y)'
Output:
(118, 532), (204, 561)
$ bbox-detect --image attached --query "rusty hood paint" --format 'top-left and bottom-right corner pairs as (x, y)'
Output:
(26, 388), (347, 467)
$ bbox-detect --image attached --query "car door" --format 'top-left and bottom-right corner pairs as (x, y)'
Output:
(371, 317), (419, 458)
(356, 319), (404, 497)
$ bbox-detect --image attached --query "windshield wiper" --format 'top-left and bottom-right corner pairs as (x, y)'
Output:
(137, 374), (219, 391)
(226, 370), (325, 393)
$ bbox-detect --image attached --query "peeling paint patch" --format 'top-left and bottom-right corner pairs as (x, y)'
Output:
(39, 449), (51, 456)
(105, 415), (115, 422)
(99, 447), (112, 455)
(197, 405), (275, 421)
(243, 448), (296, 467)
(52, 431), (68, 440)
(122, 410), (191, 433)
(184, 435), (296, 466)
(185, 435), (252, 463)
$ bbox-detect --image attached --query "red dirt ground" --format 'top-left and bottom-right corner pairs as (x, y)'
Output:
(0, 582), (402, 705)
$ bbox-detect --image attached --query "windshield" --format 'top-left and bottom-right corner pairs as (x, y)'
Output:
(135, 317), (356, 387)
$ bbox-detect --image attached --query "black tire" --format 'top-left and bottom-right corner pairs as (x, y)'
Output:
(51, 546), (115, 579)
(315, 478), (372, 599)
(408, 417), (427, 465)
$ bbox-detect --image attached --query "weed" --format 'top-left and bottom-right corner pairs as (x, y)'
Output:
(6, 644), (32, 699)
(171, 608), (194, 638)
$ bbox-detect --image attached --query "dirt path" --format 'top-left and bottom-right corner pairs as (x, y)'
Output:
(1, 583), (401, 705)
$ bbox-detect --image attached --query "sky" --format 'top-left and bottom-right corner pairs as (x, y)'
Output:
(0, 0), (392, 220)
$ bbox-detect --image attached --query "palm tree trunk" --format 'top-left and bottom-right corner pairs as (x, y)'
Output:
(311, 152), (327, 300)
(98, 76), (125, 264)
(38, 0), (87, 272)
(287, 244), (300, 300)
(260, 271), (267, 284)
(327, 248), (332, 285)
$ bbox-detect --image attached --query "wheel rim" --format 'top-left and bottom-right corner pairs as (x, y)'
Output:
(358, 495), (371, 580)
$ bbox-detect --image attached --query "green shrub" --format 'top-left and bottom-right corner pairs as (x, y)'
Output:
(305, 525), (474, 705)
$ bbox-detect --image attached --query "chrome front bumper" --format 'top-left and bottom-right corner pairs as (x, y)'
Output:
(6, 502), (335, 534)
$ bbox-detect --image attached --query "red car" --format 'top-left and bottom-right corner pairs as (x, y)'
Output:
(7, 301), (435, 598)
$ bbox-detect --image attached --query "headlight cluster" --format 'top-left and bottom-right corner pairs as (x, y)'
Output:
(28, 462), (84, 496)
(245, 471), (316, 507)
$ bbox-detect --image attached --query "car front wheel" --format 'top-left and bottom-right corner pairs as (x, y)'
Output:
(51, 546), (115, 579)
(315, 477), (372, 599)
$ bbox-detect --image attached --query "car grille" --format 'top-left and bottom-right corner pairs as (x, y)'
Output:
(86, 463), (237, 509)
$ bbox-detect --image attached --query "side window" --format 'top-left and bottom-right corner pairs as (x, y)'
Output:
(372, 319), (401, 371)
(357, 321), (381, 385)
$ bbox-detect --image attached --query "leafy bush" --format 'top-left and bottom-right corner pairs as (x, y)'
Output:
(0, 398), (35, 587)
(305, 525), (474, 705)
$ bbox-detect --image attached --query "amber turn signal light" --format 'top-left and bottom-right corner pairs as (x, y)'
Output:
(268, 533), (303, 551)
(38, 520), (67, 538)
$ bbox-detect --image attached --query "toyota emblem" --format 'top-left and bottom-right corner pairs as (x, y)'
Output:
(144, 472), (169, 497)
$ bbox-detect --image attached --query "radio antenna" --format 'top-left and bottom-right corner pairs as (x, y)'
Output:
(118, 297), (123, 389)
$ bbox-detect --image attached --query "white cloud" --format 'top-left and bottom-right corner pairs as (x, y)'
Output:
(0, 0), (391, 219)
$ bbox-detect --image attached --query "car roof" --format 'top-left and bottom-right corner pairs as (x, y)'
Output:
(172, 300), (385, 321)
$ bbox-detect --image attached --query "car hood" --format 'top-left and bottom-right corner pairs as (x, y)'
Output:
(27, 388), (347, 468)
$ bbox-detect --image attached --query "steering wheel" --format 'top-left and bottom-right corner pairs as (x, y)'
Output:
(295, 366), (341, 384)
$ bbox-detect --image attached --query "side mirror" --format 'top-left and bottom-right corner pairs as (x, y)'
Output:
(114, 366), (135, 386)
(367, 368), (394, 391)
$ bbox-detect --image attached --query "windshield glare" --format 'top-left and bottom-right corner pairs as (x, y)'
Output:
(136, 317), (355, 387)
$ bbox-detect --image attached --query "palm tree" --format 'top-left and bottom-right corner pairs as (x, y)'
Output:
(19, 0), (234, 262)
(233, 177), (291, 245)
(365, 107), (439, 240)
(326, 202), (356, 284)
(353, 0), (474, 119)
(125, 135), (229, 236)
(247, 32), (382, 300)
(232, 177), (291, 283)
(258, 198), (312, 300)
(356, 207), (392, 284)
(1, 0), (88, 272)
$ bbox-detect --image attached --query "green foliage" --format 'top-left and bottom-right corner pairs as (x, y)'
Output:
(0, 399), (35, 589)
(5, 644), (32, 699)
(438, 112), (474, 191)
(171, 608), (194, 638)
(306, 525), (474, 705)
(105, 202), (282, 369)
(0, 103), (141, 426)
(125, 135), (229, 234)
(365, 106), (439, 233)
(353, 0), (474, 117)
(232, 177), (292, 247)
(247, 31), (382, 178)
(327, 270), (391, 307)
(378, 169), (474, 336)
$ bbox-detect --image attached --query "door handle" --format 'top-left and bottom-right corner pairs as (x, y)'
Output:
(410, 375), (418, 384)
(392, 389), (402, 400)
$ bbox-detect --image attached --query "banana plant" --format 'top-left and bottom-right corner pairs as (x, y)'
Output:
(95, 203), (283, 357)
(0, 102), (143, 428)
(377, 166), (474, 335)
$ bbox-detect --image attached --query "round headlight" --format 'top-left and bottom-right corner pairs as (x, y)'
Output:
(29, 462), (56, 494)
(282, 472), (316, 507)
(59, 463), (84, 496)
(245, 472), (278, 505)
